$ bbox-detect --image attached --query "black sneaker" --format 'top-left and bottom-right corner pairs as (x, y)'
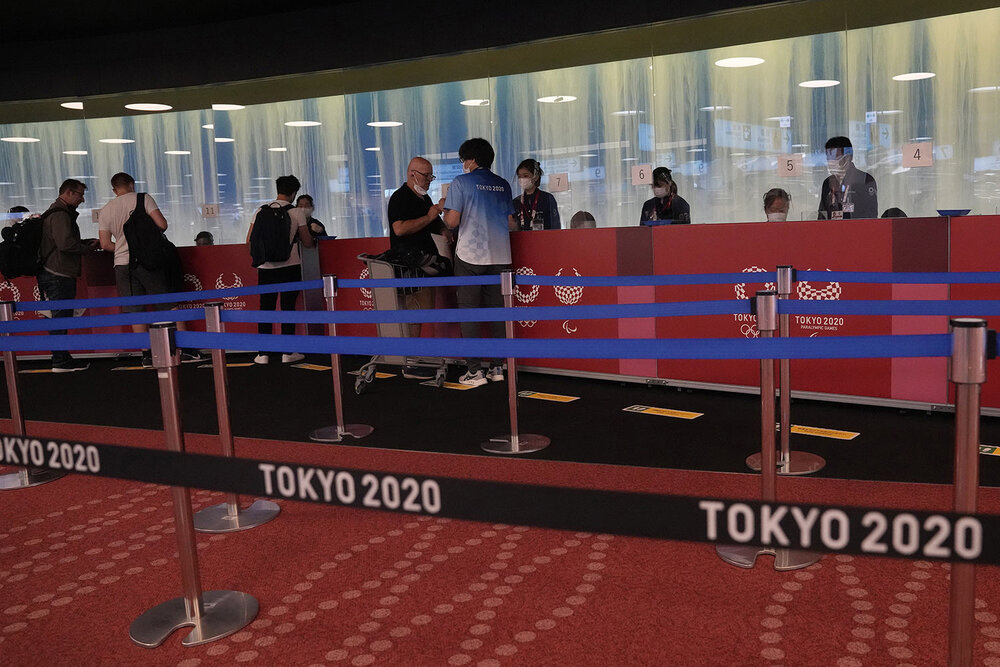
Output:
(402, 365), (435, 380)
(52, 359), (89, 373)
(180, 349), (208, 364)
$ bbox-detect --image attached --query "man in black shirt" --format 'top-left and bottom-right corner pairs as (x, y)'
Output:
(817, 136), (878, 220)
(387, 156), (448, 377)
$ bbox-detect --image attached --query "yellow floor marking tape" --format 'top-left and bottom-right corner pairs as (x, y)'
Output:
(790, 425), (860, 441)
(293, 363), (333, 372)
(111, 366), (147, 372)
(19, 369), (55, 374)
(437, 381), (475, 391)
(348, 370), (396, 379)
(622, 405), (703, 420)
(981, 445), (1000, 457)
(518, 391), (579, 403)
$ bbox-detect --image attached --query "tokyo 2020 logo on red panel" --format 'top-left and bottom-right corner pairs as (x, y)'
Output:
(514, 266), (585, 334)
(732, 266), (774, 337)
(733, 267), (844, 337)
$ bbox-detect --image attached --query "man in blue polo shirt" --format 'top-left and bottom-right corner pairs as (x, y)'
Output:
(443, 137), (518, 387)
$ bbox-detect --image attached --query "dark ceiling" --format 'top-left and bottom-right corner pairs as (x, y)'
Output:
(0, 0), (784, 103)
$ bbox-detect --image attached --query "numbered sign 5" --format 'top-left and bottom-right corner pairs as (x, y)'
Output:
(778, 154), (803, 178)
(548, 172), (570, 193)
(631, 164), (653, 186)
(201, 203), (220, 218)
(902, 142), (934, 168)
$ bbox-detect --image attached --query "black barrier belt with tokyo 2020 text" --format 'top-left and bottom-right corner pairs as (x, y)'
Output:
(2, 433), (998, 565)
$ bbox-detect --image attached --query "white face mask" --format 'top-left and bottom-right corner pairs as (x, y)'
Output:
(412, 183), (428, 196)
(518, 177), (534, 191)
(766, 211), (788, 222)
(652, 186), (668, 199)
(300, 207), (314, 218)
(827, 153), (851, 179)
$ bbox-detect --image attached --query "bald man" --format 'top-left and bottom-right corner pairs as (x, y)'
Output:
(387, 157), (449, 378)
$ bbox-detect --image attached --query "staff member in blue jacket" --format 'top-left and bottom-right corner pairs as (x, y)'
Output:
(512, 159), (561, 230)
(639, 167), (691, 224)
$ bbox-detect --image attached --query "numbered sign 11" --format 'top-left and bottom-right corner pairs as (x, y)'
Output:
(201, 203), (220, 218)
(631, 164), (653, 185)
(548, 173), (570, 192)
(902, 142), (934, 168)
(778, 154), (803, 178)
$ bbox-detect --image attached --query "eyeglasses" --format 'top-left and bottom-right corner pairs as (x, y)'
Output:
(69, 190), (85, 197)
(411, 169), (436, 181)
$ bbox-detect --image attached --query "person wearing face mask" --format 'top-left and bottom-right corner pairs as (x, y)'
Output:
(763, 188), (791, 222)
(387, 156), (449, 378)
(818, 136), (878, 220)
(639, 167), (691, 225)
(295, 194), (329, 237)
(512, 159), (560, 230)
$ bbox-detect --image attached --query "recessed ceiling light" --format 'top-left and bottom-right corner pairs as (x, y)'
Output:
(1, 137), (41, 143)
(700, 105), (733, 111)
(622, 157), (637, 162)
(63, 150), (88, 155)
(60, 102), (84, 110)
(367, 121), (403, 127)
(968, 86), (1000, 94)
(99, 138), (135, 144)
(799, 80), (840, 88)
(537, 96), (577, 104)
(202, 124), (215, 130)
(214, 138), (235, 143)
(284, 121), (322, 127)
(765, 115), (793, 121)
(877, 109), (904, 115)
(715, 57), (765, 68)
(791, 143), (809, 148)
(579, 154), (598, 158)
(212, 104), (245, 111)
(912, 136), (933, 142)
(893, 72), (936, 81)
(267, 147), (287, 152)
(731, 152), (749, 156)
(164, 150), (191, 155)
(365, 147), (381, 151)
(612, 110), (644, 116)
(125, 103), (173, 112)
(460, 99), (490, 107)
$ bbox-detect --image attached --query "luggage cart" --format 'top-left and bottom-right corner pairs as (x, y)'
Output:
(354, 252), (452, 393)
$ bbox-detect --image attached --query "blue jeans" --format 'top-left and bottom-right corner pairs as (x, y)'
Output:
(36, 270), (78, 364)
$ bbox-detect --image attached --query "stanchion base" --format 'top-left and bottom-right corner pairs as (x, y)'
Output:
(308, 424), (375, 443)
(129, 589), (258, 648)
(193, 500), (281, 534)
(481, 434), (550, 455)
(0, 467), (66, 490)
(716, 544), (822, 571)
(746, 451), (826, 475)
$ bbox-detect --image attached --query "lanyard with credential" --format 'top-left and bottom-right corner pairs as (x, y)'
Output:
(519, 190), (540, 225)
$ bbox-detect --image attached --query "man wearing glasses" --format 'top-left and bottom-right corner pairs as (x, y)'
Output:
(387, 156), (448, 379)
(38, 179), (99, 372)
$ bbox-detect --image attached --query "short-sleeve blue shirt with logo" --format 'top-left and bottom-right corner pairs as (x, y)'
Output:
(445, 168), (514, 265)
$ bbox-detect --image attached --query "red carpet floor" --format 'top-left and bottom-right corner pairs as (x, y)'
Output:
(2, 420), (1000, 666)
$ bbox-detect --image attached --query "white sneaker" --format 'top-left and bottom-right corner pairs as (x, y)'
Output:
(282, 353), (305, 364)
(486, 365), (504, 382)
(254, 354), (270, 365)
(459, 370), (487, 387)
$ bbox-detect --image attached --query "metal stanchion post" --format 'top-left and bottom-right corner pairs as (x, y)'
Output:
(310, 275), (374, 442)
(482, 271), (549, 454)
(718, 291), (820, 571)
(129, 322), (258, 648)
(746, 266), (824, 475)
(947, 318), (988, 667)
(0, 300), (64, 490)
(193, 303), (280, 532)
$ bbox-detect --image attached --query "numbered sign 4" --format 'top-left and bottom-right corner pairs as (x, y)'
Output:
(548, 172), (570, 192)
(902, 142), (934, 168)
(631, 164), (653, 186)
(778, 154), (804, 178)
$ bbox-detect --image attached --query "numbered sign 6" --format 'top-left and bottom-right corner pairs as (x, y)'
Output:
(548, 172), (570, 192)
(902, 142), (934, 168)
(631, 164), (653, 185)
(778, 154), (803, 178)
(201, 203), (220, 218)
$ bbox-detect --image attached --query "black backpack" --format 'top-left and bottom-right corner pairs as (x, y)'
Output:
(122, 193), (184, 291)
(248, 205), (293, 268)
(0, 211), (54, 280)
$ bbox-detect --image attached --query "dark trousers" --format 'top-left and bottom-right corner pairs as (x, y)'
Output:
(257, 265), (302, 354)
(36, 270), (77, 364)
(455, 255), (508, 372)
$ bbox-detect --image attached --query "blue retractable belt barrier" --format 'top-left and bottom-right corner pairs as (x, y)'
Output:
(0, 332), (148, 351)
(517, 272), (778, 287)
(0, 309), (204, 333)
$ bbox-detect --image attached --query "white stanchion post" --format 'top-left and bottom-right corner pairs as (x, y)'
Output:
(746, 266), (825, 475)
(0, 300), (64, 490)
(481, 271), (550, 454)
(129, 322), (258, 648)
(193, 303), (280, 532)
(717, 291), (820, 571)
(309, 275), (373, 443)
(947, 318), (988, 667)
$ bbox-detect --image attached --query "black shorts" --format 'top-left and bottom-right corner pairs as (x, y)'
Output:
(114, 264), (176, 313)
